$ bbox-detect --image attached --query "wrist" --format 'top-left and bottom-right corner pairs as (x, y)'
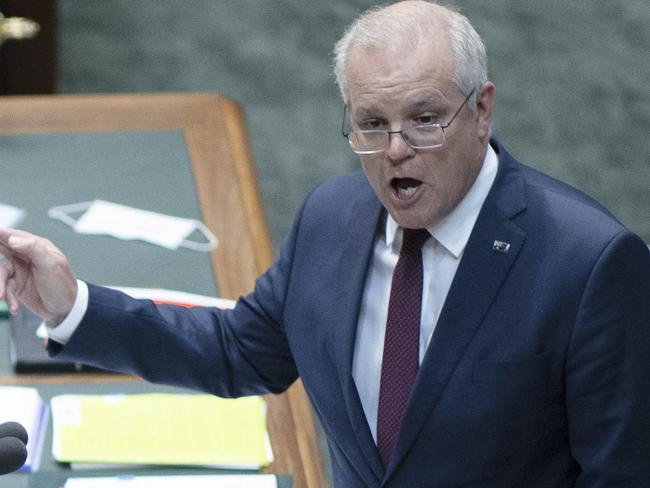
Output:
(44, 280), (88, 345)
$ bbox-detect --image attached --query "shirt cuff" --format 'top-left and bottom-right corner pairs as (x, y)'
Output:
(44, 279), (89, 345)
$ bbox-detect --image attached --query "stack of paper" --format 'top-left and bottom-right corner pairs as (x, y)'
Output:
(63, 474), (278, 488)
(51, 393), (273, 469)
(0, 386), (48, 472)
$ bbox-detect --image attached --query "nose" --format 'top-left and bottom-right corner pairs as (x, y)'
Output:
(386, 130), (415, 163)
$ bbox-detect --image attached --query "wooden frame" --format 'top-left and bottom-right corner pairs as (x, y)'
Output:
(0, 93), (327, 488)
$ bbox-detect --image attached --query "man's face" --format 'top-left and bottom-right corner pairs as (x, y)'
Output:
(345, 39), (493, 229)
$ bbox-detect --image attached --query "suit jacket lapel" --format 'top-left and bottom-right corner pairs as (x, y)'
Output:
(329, 189), (386, 482)
(385, 142), (529, 475)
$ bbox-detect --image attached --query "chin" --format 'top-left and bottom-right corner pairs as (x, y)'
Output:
(390, 212), (433, 230)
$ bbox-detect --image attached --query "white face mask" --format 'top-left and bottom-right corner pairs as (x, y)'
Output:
(47, 200), (218, 252)
(0, 202), (25, 228)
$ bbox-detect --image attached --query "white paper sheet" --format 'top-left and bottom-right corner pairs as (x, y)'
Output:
(64, 474), (278, 488)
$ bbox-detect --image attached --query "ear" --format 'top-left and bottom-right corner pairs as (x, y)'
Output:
(475, 81), (495, 140)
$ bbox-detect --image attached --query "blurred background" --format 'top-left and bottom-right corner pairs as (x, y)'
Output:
(1, 0), (648, 246)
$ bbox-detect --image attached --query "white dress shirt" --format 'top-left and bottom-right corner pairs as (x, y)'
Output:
(47, 146), (498, 440)
(352, 145), (498, 442)
(45, 279), (89, 345)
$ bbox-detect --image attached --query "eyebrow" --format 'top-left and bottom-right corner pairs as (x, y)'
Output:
(403, 98), (446, 114)
(349, 107), (380, 120)
(350, 96), (448, 120)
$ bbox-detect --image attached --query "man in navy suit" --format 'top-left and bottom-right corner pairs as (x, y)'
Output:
(1, 1), (649, 486)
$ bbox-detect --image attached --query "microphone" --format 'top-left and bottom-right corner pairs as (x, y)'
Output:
(0, 436), (27, 475)
(0, 421), (28, 445)
(0, 422), (28, 475)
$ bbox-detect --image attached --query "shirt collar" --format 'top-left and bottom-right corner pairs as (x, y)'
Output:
(385, 144), (499, 258)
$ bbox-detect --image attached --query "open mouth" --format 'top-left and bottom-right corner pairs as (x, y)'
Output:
(391, 177), (422, 199)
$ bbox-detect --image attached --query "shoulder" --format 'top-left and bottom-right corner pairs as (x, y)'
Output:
(275, 170), (382, 263)
(297, 170), (378, 223)
(494, 141), (630, 245)
(305, 170), (373, 205)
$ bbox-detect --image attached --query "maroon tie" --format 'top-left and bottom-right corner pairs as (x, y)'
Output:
(377, 227), (429, 467)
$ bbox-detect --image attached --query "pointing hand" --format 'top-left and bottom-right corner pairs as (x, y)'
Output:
(0, 228), (77, 325)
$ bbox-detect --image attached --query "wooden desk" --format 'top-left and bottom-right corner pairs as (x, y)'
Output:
(0, 93), (327, 488)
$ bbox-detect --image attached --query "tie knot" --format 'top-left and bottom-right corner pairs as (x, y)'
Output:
(401, 228), (430, 255)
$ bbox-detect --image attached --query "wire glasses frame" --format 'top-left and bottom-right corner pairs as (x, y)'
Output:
(341, 88), (475, 154)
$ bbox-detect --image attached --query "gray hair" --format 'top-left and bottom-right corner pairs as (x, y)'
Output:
(333, 1), (488, 111)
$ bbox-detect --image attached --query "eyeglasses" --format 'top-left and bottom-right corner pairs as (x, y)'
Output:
(341, 89), (475, 154)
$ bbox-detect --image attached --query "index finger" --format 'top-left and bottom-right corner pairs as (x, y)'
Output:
(0, 227), (37, 244)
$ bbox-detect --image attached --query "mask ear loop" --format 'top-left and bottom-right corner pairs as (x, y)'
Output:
(180, 221), (219, 252)
(47, 201), (94, 228)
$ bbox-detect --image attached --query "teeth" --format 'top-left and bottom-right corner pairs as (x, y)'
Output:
(398, 185), (417, 197)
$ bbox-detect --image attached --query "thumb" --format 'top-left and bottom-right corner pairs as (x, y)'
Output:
(0, 229), (39, 262)
(3, 230), (62, 271)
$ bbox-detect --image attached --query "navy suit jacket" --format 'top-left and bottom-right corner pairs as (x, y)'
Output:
(55, 140), (650, 487)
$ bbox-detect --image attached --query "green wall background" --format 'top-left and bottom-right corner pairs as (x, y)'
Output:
(57, 0), (649, 246)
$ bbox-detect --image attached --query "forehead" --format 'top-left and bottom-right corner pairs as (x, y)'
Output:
(345, 39), (456, 113)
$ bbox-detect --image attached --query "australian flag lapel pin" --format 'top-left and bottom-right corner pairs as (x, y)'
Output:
(492, 240), (511, 254)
